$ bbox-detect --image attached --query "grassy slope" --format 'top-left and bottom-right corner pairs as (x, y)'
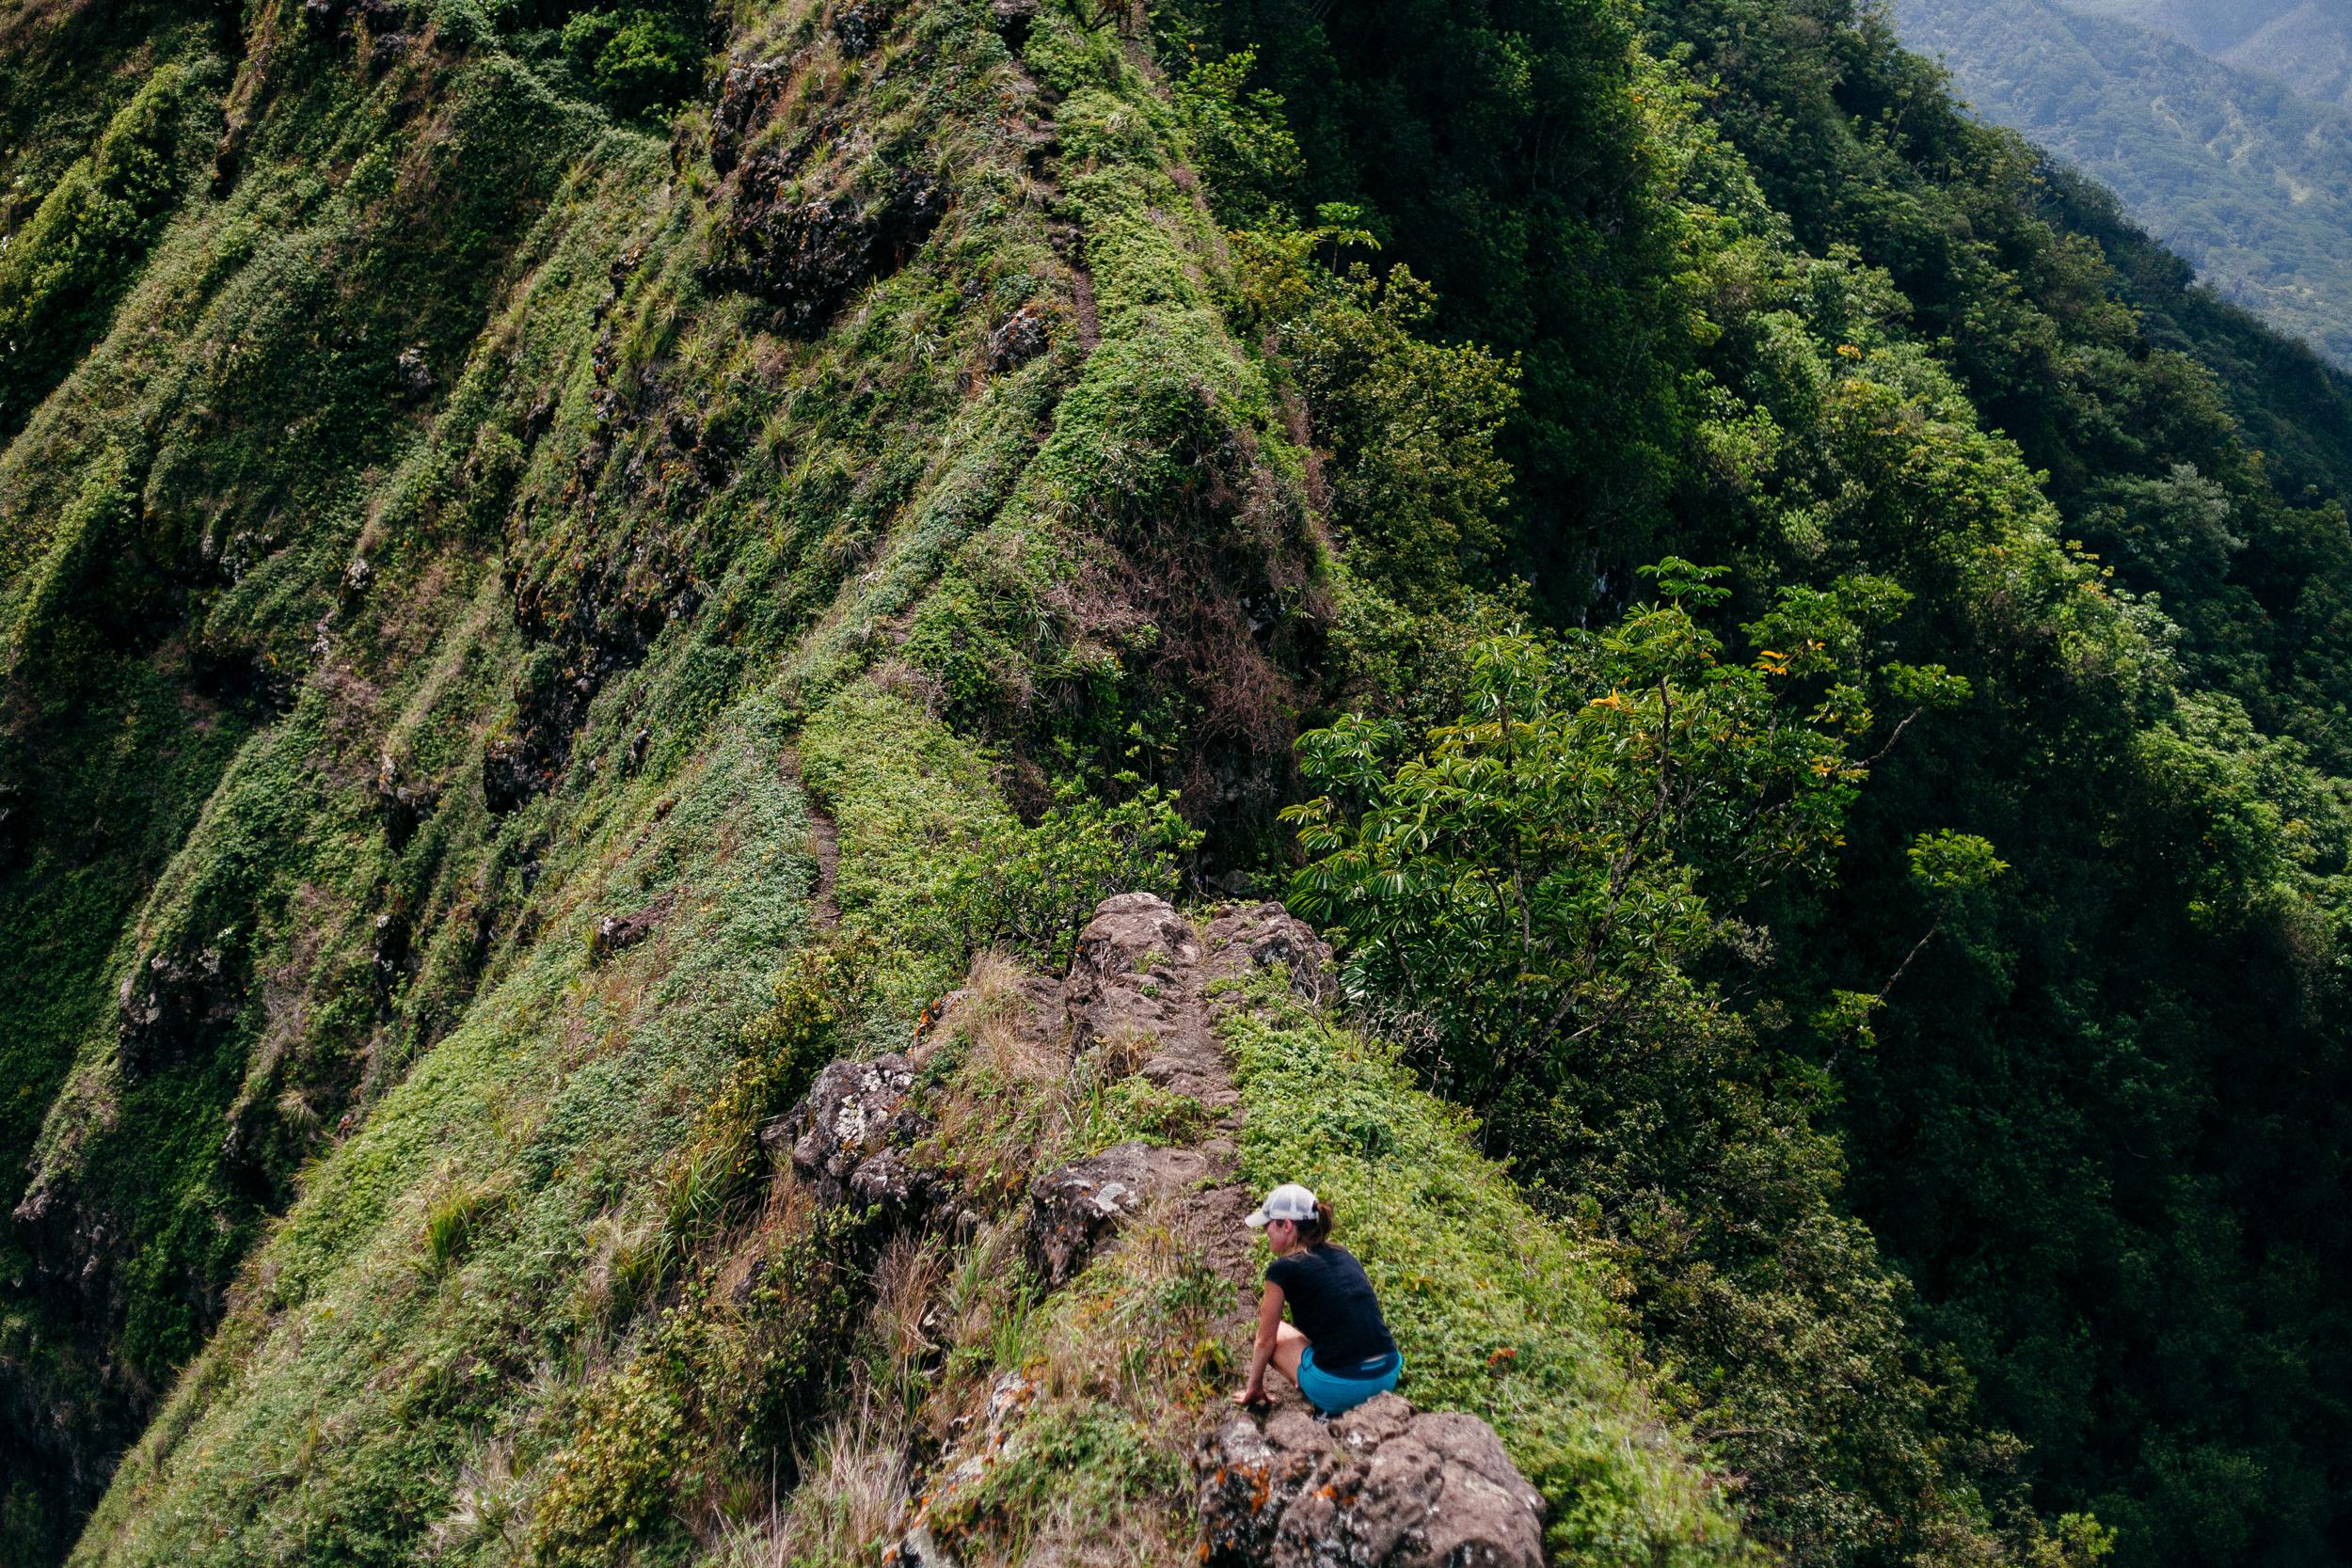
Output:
(5, 0), (1081, 1548)
(2, 0), (1744, 1560)
(1220, 980), (1743, 1559)
(0, 2), (603, 1544)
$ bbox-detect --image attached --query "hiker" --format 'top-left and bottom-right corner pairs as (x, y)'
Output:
(1232, 1182), (1403, 1415)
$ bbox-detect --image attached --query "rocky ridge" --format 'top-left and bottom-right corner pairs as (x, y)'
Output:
(780, 894), (1548, 1568)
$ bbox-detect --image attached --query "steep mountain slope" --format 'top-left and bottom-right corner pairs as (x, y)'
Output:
(7, 0), (2352, 1564)
(1894, 0), (2352, 366)
(0, 1), (1330, 1554)
(73, 889), (1735, 1568)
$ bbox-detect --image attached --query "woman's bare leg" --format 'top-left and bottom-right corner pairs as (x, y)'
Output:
(1272, 1322), (1307, 1385)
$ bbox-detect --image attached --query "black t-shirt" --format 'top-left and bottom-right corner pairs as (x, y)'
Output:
(1266, 1243), (1399, 1373)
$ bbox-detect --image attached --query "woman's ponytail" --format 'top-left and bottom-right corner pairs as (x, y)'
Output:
(1298, 1199), (1333, 1247)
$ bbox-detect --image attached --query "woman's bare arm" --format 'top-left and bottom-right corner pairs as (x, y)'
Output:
(1232, 1283), (1285, 1404)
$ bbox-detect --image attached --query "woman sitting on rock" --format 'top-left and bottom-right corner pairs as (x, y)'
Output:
(1233, 1182), (1402, 1415)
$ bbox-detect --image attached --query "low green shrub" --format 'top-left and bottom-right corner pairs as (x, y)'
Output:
(423, 1184), (489, 1275)
(1084, 1075), (1213, 1149)
(925, 1406), (1184, 1549)
(561, 8), (707, 120)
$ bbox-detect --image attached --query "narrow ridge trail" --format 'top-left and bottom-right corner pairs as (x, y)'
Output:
(802, 894), (1549, 1568)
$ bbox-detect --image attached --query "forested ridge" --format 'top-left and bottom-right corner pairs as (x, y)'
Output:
(2067, 0), (2352, 111)
(1895, 0), (2352, 368)
(1, 0), (2348, 1565)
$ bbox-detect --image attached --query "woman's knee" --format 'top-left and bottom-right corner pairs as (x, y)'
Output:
(1275, 1322), (1307, 1349)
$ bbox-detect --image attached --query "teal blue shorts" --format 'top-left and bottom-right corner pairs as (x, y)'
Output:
(1295, 1346), (1401, 1414)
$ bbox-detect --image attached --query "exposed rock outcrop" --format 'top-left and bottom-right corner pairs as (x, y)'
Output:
(890, 1370), (1040, 1568)
(1066, 891), (1236, 1113)
(988, 298), (1053, 369)
(588, 894), (672, 963)
(717, 157), (944, 336)
(1200, 900), (1337, 1006)
(117, 938), (244, 1082)
(1025, 1139), (1219, 1285)
(373, 751), (437, 850)
(833, 0), (891, 55)
(1199, 1393), (1549, 1568)
(766, 1052), (935, 1214)
(1062, 891), (1197, 1047)
(988, 0), (1039, 50)
(709, 59), (789, 176)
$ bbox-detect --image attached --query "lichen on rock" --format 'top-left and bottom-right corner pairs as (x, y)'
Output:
(768, 1051), (933, 1213)
(1199, 1393), (1549, 1568)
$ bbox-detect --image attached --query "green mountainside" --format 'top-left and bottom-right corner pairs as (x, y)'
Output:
(3, 0), (2350, 1566)
(1894, 0), (2352, 367)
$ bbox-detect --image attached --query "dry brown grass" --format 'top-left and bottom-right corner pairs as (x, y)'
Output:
(572, 1207), (661, 1335)
(707, 1399), (911, 1568)
(702, 1230), (961, 1566)
(919, 951), (1074, 1212)
(1022, 1186), (1231, 1418)
(871, 1231), (948, 1372)
(423, 1433), (525, 1559)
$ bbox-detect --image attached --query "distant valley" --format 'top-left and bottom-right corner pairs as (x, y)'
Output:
(1897, 0), (2352, 366)
(2070, 0), (2352, 108)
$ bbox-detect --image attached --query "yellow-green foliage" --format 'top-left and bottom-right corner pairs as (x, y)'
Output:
(528, 1206), (870, 1566)
(422, 1181), (495, 1275)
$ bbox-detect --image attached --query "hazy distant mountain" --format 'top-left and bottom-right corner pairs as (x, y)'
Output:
(2066, 0), (2352, 107)
(1896, 0), (2352, 366)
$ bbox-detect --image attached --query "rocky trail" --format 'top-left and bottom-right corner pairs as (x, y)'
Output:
(769, 894), (1549, 1567)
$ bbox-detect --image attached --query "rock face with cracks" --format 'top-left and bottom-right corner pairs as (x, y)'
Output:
(1199, 1393), (1549, 1568)
(1064, 889), (1239, 1111)
(1200, 900), (1339, 1007)
(766, 1052), (933, 1213)
(115, 941), (243, 1082)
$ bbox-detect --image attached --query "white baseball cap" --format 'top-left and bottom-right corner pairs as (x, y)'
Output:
(1246, 1183), (1318, 1228)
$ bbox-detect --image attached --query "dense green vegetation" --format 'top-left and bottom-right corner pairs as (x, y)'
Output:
(1174, 1), (2352, 1560)
(5, 0), (2352, 1563)
(1896, 0), (2352, 367)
